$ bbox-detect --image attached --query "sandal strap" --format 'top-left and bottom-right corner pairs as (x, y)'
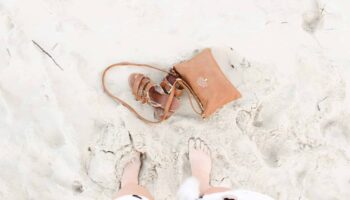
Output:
(138, 77), (151, 103)
(129, 73), (180, 119)
(102, 62), (202, 123)
(160, 73), (184, 97)
(132, 74), (145, 97)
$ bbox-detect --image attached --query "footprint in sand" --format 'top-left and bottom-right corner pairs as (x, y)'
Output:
(302, 0), (324, 33)
(86, 121), (133, 190)
(236, 110), (251, 132)
(72, 180), (84, 194)
(322, 116), (350, 148)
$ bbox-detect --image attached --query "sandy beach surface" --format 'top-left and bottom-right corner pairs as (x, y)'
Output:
(1, 0), (350, 199)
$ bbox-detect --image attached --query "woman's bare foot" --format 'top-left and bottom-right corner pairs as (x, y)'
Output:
(188, 138), (212, 194)
(120, 152), (142, 188)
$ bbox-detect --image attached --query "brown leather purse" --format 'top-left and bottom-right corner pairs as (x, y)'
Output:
(102, 48), (241, 123)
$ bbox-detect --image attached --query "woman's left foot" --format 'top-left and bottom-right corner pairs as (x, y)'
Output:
(188, 137), (212, 194)
(120, 152), (141, 188)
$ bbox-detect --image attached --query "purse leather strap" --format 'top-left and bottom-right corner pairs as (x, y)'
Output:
(161, 72), (204, 115)
(102, 62), (204, 123)
(177, 80), (203, 115)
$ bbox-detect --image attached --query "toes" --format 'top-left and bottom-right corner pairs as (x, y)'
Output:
(134, 151), (141, 158)
(189, 137), (211, 155)
(132, 157), (139, 163)
(195, 138), (202, 149)
(203, 143), (211, 156)
(200, 138), (206, 150)
(198, 138), (211, 155)
(188, 137), (196, 150)
(136, 152), (142, 163)
(128, 158), (137, 165)
(128, 73), (139, 87)
(129, 151), (141, 164)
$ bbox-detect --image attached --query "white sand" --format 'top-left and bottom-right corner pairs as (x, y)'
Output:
(1, 0), (350, 199)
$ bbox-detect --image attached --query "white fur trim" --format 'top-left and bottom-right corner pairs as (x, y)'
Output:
(229, 190), (274, 200)
(177, 177), (200, 200)
(202, 190), (274, 200)
(177, 177), (275, 200)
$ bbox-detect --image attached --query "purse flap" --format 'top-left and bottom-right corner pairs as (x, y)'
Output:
(174, 49), (241, 117)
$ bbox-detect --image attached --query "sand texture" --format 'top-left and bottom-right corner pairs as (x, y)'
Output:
(1, 0), (350, 199)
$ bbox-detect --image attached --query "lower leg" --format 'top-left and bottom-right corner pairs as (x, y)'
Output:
(188, 138), (212, 194)
(188, 138), (231, 196)
(114, 184), (154, 200)
(114, 152), (154, 200)
(203, 186), (231, 195)
(120, 152), (141, 188)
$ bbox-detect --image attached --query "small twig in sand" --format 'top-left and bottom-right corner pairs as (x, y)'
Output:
(128, 131), (134, 146)
(101, 150), (115, 155)
(51, 43), (58, 51)
(32, 40), (64, 71)
(317, 96), (328, 111)
(6, 48), (11, 57)
(319, 3), (329, 15)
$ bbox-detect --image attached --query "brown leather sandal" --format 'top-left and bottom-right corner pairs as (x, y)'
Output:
(129, 73), (180, 120)
(160, 71), (184, 97)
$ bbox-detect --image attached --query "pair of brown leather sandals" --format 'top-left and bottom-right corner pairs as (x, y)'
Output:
(128, 71), (182, 120)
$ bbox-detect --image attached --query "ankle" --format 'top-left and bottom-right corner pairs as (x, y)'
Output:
(200, 184), (211, 195)
(121, 171), (139, 188)
(121, 180), (139, 188)
(193, 173), (210, 194)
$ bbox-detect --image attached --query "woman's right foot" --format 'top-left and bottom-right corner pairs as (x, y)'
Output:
(188, 138), (212, 194)
(120, 152), (141, 188)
